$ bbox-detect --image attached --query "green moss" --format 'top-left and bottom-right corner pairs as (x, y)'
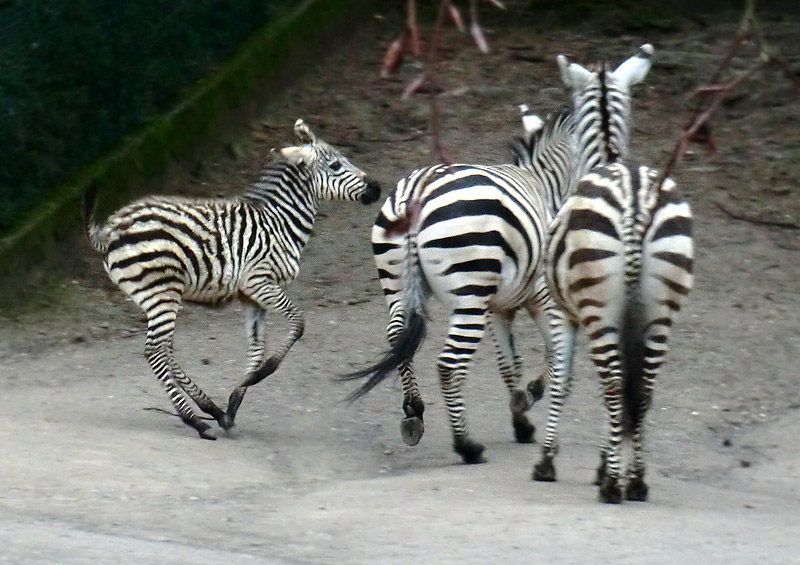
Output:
(0, 0), (370, 279)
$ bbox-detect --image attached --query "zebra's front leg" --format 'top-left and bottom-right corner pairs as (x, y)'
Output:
(227, 282), (305, 424)
(487, 310), (534, 444)
(439, 316), (486, 464)
(533, 314), (577, 482)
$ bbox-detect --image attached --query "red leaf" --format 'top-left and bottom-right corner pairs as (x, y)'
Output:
(402, 73), (427, 100)
(381, 35), (406, 78)
(470, 21), (489, 54)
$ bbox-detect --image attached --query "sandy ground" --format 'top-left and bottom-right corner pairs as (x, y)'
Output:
(1, 3), (799, 563)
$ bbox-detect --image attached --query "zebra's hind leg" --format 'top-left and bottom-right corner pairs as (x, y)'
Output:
(385, 301), (426, 446)
(227, 283), (305, 425)
(596, 370), (626, 504)
(439, 314), (486, 464)
(533, 315), (577, 483)
(143, 302), (217, 440)
(488, 311), (534, 444)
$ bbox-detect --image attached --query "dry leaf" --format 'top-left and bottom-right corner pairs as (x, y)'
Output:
(381, 35), (406, 78)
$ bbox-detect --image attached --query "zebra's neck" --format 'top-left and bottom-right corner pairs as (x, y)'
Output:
(241, 163), (320, 250)
(510, 108), (577, 217)
(573, 71), (631, 178)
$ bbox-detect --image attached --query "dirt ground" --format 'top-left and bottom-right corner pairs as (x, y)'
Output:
(1, 3), (800, 564)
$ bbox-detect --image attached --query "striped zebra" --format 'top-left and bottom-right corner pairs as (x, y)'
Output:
(532, 47), (695, 503)
(83, 119), (381, 440)
(343, 109), (576, 464)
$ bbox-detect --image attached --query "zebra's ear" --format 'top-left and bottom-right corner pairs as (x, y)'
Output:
(612, 44), (654, 89)
(557, 54), (594, 90)
(294, 119), (316, 145)
(280, 145), (316, 167)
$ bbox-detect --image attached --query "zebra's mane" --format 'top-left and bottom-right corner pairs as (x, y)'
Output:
(240, 161), (312, 206)
(509, 107), (574, 169)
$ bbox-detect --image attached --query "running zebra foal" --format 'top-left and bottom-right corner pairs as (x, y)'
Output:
(532, 46), (695, 502)
(343, 109), (576, 464)
(84, 119), (381, 439)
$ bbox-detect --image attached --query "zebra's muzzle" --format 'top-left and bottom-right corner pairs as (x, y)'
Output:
(359, 178), (381, 205)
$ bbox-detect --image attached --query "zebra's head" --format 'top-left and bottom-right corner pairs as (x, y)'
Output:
(557, 44), (654, 173)
(280, 119), (381, 205)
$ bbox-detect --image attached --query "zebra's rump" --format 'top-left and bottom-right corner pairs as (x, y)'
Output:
(414, 165), (549, 309)
(547, 163), (694, 324)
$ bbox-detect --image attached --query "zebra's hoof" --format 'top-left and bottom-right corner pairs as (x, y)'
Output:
(599, 476), (623, 504)
(195, 423), (217, 441)
(512, 412), (535, 444)
(217, 413), (234, 430)
(532, 457), (556, 482)
(401, 417), (424, 446)
(527, 377), (545, 403)
(454, 438), (486, 464)
(625, 476), (649, 502)
(509, 388), (532, 414)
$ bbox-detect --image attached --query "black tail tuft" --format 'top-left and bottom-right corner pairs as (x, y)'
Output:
(621, 295), (647, 436)
(338, 310), (426, 403)
(82, 181), (99, 227)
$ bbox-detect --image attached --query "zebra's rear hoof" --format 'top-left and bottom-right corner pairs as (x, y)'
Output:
(625, 476), (649, 502)
(599, 476), (623, 504)
(401, 417), (424, 446)
(512, 412), (535, 444)
(509, 388), (532, 414)
(532, 457), (556, 482)
(195, 422), (217, 441)
(527, 377), (545, 403)
(454, 438), (486, 464)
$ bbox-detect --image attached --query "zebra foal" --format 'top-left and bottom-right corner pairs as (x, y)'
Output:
(533, 47), (695, 502)
(83, 119), (381, 439)
(343, 110), (576, 464)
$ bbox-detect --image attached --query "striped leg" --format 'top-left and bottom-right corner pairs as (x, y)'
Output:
(592, 339), (626, 504)
(227, 281), (305, 423)
(439, 311), (487, 464)
(625, 325), (666, 502)
(244, 304), (267, 374)
(523, 276), (562, 405)
(386, 300), (426, 446)
(533, 310), (577, 482)
(142, 296), (220, 439)
(487, 310), (535, 444)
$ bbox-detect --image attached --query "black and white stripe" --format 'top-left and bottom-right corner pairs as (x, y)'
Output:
(344, 110), (575, 464)
(84, 119), (380, 439)
(531, 45), (695, 503)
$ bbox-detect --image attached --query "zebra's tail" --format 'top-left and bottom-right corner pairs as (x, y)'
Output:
(82, 182), (108, 254)
(620, 288), (647, 436)
(341, 231), (428, 402)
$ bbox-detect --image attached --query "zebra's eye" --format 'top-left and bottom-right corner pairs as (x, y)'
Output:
(330, 160), (342, 172)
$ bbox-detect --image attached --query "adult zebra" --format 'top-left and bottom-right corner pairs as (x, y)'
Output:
(83, 119), (380, 439)
(533, 48), (695, 503)
(343, 109), (576, 464)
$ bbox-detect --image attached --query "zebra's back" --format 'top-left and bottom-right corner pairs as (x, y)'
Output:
(101, 195), (263, 304)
